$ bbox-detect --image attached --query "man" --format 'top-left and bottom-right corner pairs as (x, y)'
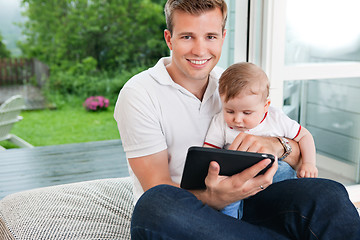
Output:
(115, 0), (360, 239)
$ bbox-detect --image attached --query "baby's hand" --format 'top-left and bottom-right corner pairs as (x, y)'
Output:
(297, 163), (318, 178)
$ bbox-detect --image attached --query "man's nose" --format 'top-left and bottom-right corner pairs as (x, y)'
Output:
(192, 39), (207, 56)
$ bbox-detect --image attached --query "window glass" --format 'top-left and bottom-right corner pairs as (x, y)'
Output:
(285, 0), (360, 65)
(218, 0), (236, 68)
(283, 77), (360, 184)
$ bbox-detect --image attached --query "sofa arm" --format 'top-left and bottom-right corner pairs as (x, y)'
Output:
(0, 177), (134, 239)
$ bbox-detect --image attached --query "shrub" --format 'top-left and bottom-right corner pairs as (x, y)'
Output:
(43, 63), (147, 107)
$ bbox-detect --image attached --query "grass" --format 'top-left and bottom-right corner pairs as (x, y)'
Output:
(0, 100), (120, 149)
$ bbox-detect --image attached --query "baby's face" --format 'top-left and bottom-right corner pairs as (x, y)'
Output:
(221, 93), (270, 132)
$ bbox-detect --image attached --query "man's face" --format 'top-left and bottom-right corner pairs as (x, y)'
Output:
(164, 8), (226, 84)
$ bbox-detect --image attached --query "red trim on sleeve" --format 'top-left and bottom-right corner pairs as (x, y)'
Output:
(204, 142), (222, 149)
(293, 125), (301, 139)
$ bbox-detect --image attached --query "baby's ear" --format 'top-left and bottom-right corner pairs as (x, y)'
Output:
(264, 98), (271, 111)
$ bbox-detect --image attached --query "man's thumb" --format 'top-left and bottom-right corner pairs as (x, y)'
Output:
(208, 161), (220, 178)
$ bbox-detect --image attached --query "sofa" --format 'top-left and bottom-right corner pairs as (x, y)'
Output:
(1, 176), (359, 240)
(0, 177), (133, 239)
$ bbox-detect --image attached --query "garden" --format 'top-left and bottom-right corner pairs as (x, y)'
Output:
(0, 0), (168, 149)
(1, 96), (119, 149)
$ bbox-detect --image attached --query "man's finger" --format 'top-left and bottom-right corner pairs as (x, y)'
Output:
(247, 142), (262, 153)
(205, 161), (220, 187)
(262, 158), (277, 178)
(228, 132), (246, 151)
(233, 158), (272, 181)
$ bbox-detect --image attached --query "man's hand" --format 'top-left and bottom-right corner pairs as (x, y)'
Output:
(190, 158), (278, 210)
(229, 132), (301, 170)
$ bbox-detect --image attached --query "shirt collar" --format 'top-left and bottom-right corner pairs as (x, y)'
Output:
(148, 57), (223, 100)
(148, 57), (174, 86)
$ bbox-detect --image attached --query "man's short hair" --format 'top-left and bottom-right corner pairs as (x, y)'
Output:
(164, 0), (228, 35)
(219, 62), (270, 103)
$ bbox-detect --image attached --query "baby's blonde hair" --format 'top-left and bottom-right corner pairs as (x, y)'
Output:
(219, 62), (269, 103)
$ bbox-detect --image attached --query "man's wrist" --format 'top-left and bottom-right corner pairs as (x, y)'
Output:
(277, 137), (292, 161)
(188, 189), (226, 210)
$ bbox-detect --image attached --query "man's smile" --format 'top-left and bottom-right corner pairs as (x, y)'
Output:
(188, 58), (211, 65)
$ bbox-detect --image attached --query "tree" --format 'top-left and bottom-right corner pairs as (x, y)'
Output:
(0, 33), (11, 58)
(19, 0), (168, 71)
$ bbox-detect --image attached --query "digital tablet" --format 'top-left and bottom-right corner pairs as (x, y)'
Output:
(180, 146), (275, 190)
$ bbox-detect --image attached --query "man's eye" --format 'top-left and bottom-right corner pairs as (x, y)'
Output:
(183, 36), (191, 40)
(207, 36), (216, 40)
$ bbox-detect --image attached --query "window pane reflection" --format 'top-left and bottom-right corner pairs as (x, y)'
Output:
(285, 0), (360, 65)
(283, 78), (360, 184)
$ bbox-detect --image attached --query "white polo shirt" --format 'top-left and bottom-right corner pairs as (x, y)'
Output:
(114, 57), (223, 203)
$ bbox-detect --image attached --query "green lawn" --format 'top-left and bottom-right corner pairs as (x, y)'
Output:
(0, 104), (120, 149)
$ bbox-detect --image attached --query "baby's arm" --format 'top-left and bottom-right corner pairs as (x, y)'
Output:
(293, 127), (318, 178)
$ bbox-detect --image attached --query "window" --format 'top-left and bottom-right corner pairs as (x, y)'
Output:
(248, 0), (360, 185)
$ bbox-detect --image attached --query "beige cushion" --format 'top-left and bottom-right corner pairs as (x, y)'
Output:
(0, 177), (133, 239)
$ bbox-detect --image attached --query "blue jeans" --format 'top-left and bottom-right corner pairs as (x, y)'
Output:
(131, 178), (360, 240)
(222, 160), (297, 219)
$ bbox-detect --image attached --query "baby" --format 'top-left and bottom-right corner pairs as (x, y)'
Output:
(204, 62), (318, 219)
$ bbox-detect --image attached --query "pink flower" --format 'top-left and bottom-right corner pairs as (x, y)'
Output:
(83, 96), (110, 111)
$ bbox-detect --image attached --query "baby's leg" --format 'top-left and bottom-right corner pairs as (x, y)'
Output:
(273, 160), (297, 183)
(221, 200), (244, 219)
(221, 161), (295, 219)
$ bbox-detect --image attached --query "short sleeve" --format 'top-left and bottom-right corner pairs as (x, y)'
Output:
(275, 108), (301, 139)
(114, 85), (167, 159)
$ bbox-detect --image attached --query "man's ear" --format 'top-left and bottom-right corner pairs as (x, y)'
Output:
(222, 29), (227, 40)
(220, 29), (227, 46)
(164, 29), (172, 50)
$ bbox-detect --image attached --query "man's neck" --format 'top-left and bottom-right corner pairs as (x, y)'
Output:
(188, 79), (209, 101)
(166, 63), (210, 101)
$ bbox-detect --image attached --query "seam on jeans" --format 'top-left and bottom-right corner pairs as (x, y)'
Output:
(308, 226), (319, 240)
(294, 211), (319, 240)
